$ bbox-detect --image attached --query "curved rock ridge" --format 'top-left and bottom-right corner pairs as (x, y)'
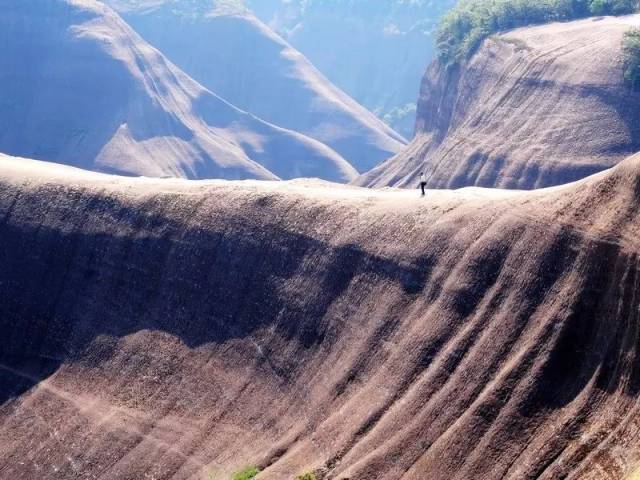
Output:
(358, 15), (640, 190)
(0, 0), (357, 182)
(102, 0), (407, 173)
(1, 152), (640, 479)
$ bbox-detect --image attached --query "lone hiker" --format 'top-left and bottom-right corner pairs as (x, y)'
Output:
(419, 172), (427, 196)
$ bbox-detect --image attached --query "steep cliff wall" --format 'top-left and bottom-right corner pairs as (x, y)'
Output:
(358, 15), (640, 190)
(1, 153), (640, 479)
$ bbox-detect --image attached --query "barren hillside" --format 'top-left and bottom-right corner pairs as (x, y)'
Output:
(0, 0), (356, 182)
(358, 15), (640, 190)
(1, 151), (640, 479)
(245, 0), (457, 139)
(105, 0), (406, 173)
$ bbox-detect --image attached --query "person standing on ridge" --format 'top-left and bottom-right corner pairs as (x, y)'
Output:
(419, 172), (427, 196)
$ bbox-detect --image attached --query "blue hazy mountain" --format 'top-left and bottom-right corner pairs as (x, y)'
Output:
(0, 0), (359, 182)
(105, 0), (407, 173)
(247, 0), (457, 138)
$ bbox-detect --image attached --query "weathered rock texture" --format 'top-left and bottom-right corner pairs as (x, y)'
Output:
(1, 152), (640, 479)
(0, 0), (357, 182)
(358, 15), (640, 190)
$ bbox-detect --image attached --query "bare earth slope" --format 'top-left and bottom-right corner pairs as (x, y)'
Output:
(1, 152), (640, 479)
(0, 0), (357, 183)
(358, 15), (640, 190)
(104, 0), (406, 173)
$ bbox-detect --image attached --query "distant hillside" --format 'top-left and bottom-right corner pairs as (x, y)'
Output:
(0, 0), (357, 182)
(106, 0), (407, 173)
(247, 0), (457, 139)
(358, 15), (640, 189)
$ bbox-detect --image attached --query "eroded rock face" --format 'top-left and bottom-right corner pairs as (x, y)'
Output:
(358, 15), (640, 190)
(0, 0), (357, 182)
(1, 153), (640, 479)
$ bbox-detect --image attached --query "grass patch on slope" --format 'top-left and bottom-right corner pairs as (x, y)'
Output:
(231, 466), (260, 480)
(624, 27), (640, 90)
(295, 473), (317, 480)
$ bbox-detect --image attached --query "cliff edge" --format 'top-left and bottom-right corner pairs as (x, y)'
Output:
(358, 15), (640, 190)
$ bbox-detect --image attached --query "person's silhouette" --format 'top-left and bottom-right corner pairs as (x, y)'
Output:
(419, 172), (427, 196)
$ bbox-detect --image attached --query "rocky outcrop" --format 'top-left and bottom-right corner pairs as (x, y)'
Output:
(105, 0), (406, 173)
(0, 0), (357, 182)
(358, 15), (640, 190)
(1, 151), (640, 479)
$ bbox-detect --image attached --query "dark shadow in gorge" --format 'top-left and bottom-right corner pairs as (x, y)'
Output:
(0, 355), (61, 405)
(0, 194), (434, 405)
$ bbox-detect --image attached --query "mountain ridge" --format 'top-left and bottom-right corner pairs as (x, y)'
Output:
(246, 0), (457, 139)
(0, 0), (358, 182)
(105, 0), (407, 173)
(1, 151), (639, 479)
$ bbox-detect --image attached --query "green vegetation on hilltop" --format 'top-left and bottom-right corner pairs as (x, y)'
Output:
(624, 27), (640, 90)
(437, 0), (639, 67)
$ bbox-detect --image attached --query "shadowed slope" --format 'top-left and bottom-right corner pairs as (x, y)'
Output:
(0, 153), (639, 479)
(358, 15), (640, 190)
(0, 0), (357, 182)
